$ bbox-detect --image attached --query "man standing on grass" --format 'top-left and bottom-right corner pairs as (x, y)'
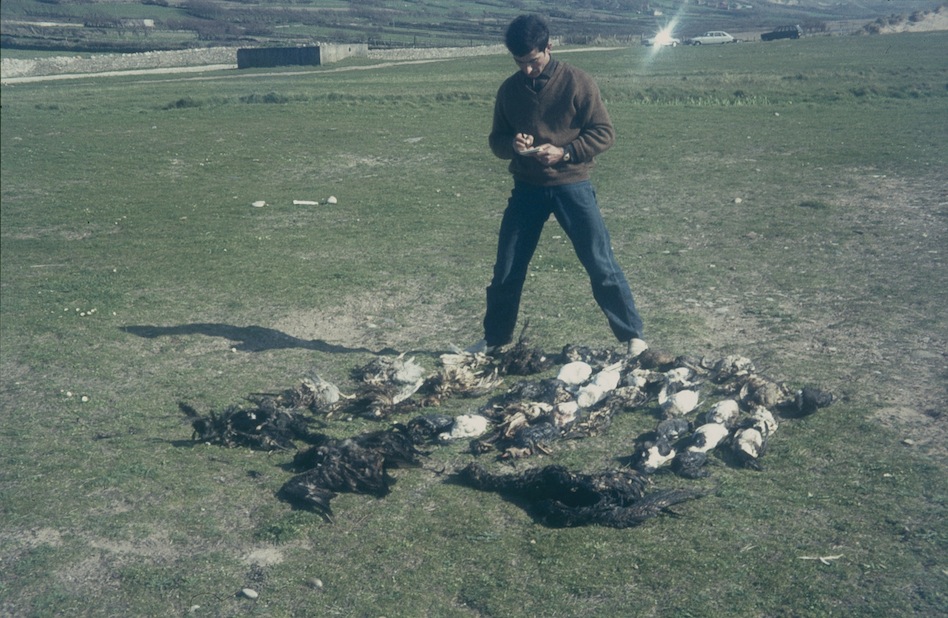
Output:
(467, 14), (645, 355)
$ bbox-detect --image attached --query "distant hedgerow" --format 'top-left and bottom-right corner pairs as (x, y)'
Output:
(163, 97), (203, 109)
(239, 92), (291, 104)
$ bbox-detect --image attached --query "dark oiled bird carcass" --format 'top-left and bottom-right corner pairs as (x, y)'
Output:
(494, 338), (557, 376)
(278, 426), (427, 520)
(502, 421), (561, 459)
(180, 400), (314, 451)
(455, 462), (707, 528)
(404, 413), (457, 444)
(488, 378), (572, 409)
(488, 322), (558, 376)
(779, 386), (835, 418)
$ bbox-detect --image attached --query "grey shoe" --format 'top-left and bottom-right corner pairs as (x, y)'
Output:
(464, 339), (497, 354)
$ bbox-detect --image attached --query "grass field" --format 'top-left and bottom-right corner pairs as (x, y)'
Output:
(1, 32), (946, 616)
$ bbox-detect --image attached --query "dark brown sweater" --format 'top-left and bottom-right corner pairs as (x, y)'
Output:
(489, 58), (615, 187)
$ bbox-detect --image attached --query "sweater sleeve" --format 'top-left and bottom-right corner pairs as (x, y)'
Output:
(488, 81), (517, 160)
(568, 73), (615, 163)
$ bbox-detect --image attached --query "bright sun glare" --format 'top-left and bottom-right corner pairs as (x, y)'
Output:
(653, 26), (677, 47)
(643, 6), (686, 66)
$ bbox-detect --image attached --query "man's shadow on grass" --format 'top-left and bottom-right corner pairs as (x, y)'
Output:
(121, 323), (398, 355)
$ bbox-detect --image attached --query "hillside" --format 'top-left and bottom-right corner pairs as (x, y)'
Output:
(1, 0), (944, 54)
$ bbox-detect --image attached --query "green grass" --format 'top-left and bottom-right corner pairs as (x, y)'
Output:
(2, 33), (947, 616)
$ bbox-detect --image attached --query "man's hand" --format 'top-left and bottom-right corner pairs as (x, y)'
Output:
(513, 132), (535, 153)
(528, 145), (568, 166)
(514, 134), (569, 165)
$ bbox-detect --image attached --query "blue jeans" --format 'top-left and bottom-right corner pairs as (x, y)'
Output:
(483, 180), (644, 346)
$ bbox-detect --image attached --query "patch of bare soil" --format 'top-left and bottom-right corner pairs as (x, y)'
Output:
(272, 285), (469, 355)
(685, 171), (947, 460)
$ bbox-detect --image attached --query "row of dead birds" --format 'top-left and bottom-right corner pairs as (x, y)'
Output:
(180, 335), (833, 527)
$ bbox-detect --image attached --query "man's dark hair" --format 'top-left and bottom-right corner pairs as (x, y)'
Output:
(504, 14), (550, 57)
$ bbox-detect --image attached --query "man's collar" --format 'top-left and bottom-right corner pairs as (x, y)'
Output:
(520, 58), (558, 87)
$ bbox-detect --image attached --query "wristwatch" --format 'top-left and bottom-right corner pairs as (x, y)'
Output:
(562, 149), (571, 162)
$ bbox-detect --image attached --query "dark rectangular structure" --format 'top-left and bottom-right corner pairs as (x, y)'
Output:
(237, 46), (320, 69)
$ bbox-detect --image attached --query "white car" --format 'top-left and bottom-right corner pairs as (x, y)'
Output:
(687, 31), (736, 45)
(643, 33), (681, 47)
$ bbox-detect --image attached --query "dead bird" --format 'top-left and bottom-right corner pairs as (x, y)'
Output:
(603, 385), (650, 412)
(707, 355), (756, 388)
(485, 378), (573, 411)
(631, 436), (677, 474)
(658, 383), (700, 418)
(686, 422), (732, 453)
(559, 343), (626, 367)
(656, 417), (692, 443)
(725, 405), (779, 470)
(780, 386), (835, 418)
(749, 405), (778, 437)
(255, 375), (346, 416)
(703, 399), (740, 427)
(279, 426), (426, 520)
(454, 462), (706, 528)
(636, 347), (678, 371)
(576, 362), (624, 409)
(180, 400), (314, 451)
(739, 374), (794, 409)
(502, 421), (561, 459)
(663, 366), (700, 389)
(496, 401), (554, 439)
(670, 422), (731, 478)
(423, 351), (503, 403)
(348, 386), (424, 420)
(626, 367), (665, 395)
(291, 375), (344, 414)
(405, 413), (456, 444)
(439, 414), (491, 442)
(731, 426), (767, 470)
(352, 353), (428, 405)
(289, 426), (425, 472)
(672, 449), (711, 479)
(557, 360), (593, 386)
(494, 338), (555, 376)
